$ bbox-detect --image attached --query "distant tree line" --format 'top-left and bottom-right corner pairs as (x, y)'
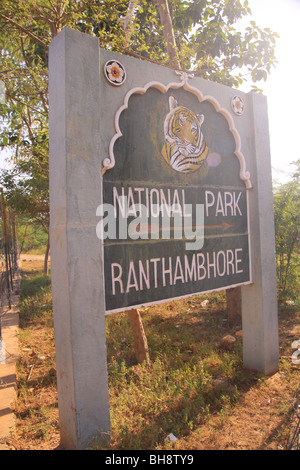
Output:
(0, 0), (279, 273)
(273, 160), (300, 301)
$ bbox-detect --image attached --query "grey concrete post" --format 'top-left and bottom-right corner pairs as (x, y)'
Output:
(49, 28), (110, 449)
(241, 92), (279, 375)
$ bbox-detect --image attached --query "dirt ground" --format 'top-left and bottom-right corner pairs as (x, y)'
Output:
(1, 256), (299, 450)
(177, 310), (300, 451)
(178, 371), (299, 450)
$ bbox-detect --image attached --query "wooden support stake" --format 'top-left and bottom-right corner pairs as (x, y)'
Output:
(226, 286), (242, 324)
(128, 309), (150, 365)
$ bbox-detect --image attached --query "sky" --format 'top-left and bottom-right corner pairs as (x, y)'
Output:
(1, 0), (300, 183)
(243, 0), (300, 182)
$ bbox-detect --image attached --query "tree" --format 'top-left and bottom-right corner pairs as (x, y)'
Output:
(0, 152), (50, 272)
(273, 160), (300, 299)
(0, 0), (279, 274)
(155, 0), (181, 69)
(0, 0), (129, 272)
(125, 0), (278, 87)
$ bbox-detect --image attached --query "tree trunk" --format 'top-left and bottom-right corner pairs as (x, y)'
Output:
(122, 0), (139, 45)
(127, 0), (180, 365)
(155, 0), (181, 69)
(44, 233), (50, 275)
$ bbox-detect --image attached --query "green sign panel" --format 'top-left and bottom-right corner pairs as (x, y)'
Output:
(101, 82), (251, 313)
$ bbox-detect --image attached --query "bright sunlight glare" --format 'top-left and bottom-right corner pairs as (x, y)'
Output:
(246, 0), (300, 182)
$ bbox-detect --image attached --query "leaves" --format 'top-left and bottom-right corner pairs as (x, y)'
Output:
(273, 161), (300, 297)
(0, 0), (279, 236)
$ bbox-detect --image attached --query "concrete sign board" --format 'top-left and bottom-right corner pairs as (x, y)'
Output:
(49, 28), (279, 449)
(101, 79), (252, 314)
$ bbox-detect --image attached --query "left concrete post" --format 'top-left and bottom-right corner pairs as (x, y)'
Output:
(49, 28), (111, 450)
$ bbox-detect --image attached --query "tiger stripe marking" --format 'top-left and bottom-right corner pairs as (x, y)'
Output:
(161, 96), (209, 173)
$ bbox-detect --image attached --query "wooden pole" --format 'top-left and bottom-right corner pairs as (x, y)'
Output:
(226, 287), (242, 324)
(7, 207), (14, 289)
(1, 189), (11, 308)
(12, 214), (18, 271)
(20, 223), (28, 254)
(128, 309), (150, 365)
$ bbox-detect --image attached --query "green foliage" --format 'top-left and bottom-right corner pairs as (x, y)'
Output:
(0, 155), (49, 232)
(0, 0), (279, 253)
(19, 274), (52, 329)
(20, 273), (51, 301)
(124, 0), (278, 86)
(17, 220), (48, 254)
(104, 298), (248, 449)
(273, 160), (300, 300)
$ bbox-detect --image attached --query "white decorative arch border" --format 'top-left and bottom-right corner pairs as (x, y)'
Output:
(102, 72), (252, 189)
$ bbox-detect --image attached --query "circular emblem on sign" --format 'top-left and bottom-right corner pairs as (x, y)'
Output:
(231, 95), (244, 115)
(104, 60), (126, 86)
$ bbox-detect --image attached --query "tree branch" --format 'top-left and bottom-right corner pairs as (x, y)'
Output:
(121, 0), (139, 46)
(0, 13), (47, 48)
(155, 0), (181, 69)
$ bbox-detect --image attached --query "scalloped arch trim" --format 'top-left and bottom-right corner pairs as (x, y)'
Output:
(102, 75), (252, 189)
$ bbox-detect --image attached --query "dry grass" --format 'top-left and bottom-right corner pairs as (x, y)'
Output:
(7, 258), (300, 450)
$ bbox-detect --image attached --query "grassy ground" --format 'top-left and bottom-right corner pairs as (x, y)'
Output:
(8, 258), (300, 450)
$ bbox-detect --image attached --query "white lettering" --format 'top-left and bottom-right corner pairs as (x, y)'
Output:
(105, 455), (139, 467)
(205, 190), (243, 216)
(184, 254), (196, 282)
(172, 189), (182, 215)
(113, 186), (126, 217)
(235, 248), (243, 273)
(207, 251), (217, 279)
(150, 189), (160, 217)
(234, 192), (242, 216)
(111, 263), (124, 295)
(126, 261), (139, 293)
(110, 249), (246, 295)
(205, 190), (215, 217)
(162, 257), (173, 287)
(217, 250), (226, 276)
(215, 192), (225, 216)
(139, 259), (150, 290)
(127, 187), (136, 216)
(160, 188), (171, 217)
(197, 253), (206, 280)
(224, 191), (233, 216)
(174, 256), (184, 284)
(150, 258), (160, 289)
(226, 250), (235, 275)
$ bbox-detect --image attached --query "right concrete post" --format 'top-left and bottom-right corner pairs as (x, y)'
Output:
(241, 91), (279, 375)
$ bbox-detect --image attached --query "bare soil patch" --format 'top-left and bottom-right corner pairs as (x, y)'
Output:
(4, 257), (300, 450)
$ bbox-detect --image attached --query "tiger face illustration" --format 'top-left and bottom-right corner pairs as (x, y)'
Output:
(161, 96), (209, 173)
